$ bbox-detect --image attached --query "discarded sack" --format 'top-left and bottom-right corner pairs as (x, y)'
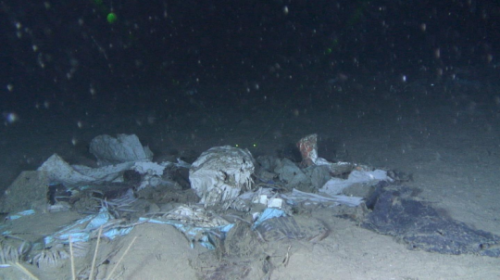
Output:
(189, 146), (254, 207)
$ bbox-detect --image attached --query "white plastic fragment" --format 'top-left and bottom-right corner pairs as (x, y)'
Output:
(319, 177), (354, 196)
(268, 197), (283, 208)
(258, 195), (269, 205)
(5, 209), (36, 221)
(282, 189), (363, 207)
(133, 161), (166, 176)
(175, 158), (191, 168)
(319, 169), (390, 195)
(349, 169), (389, 181)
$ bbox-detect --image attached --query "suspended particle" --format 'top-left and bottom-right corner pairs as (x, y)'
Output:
(37, 53), (45, 68)
(3, 112), (19, 124)
(77, 121), (83, 128)
(107, 13), (118, 24)
(283, 6), (289, 15)
(6, 84), (13, 91)
(494, 96), (500, 105)
(71, 137), (78, 146)
(434, 48), (441, 59)
(487, 54), (493, 63)
(420, 23), (426, 32)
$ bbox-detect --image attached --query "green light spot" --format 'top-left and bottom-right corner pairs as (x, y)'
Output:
(253, 143), (257, 148)
(107, 13), (118, 24)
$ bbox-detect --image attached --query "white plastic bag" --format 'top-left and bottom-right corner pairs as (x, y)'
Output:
(189, 146), (254, 207)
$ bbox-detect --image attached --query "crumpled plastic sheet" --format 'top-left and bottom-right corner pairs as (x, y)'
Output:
(89, 134), (153, 166)
(37, 154), (133, 185)
(251, 208), (287, 230)
(44, 207), (132, 245)
(139, 207), (288, 249)
(37, 153), (189, 192)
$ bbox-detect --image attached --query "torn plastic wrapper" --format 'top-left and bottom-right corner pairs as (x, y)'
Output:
(139, 205), (234, 249)
(282, 189), (363, 207)
(140, 206), (287, 249)
(44, 207), (132, 246)
(139, 217), (234, 250)
(37, 154), (134, 186)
